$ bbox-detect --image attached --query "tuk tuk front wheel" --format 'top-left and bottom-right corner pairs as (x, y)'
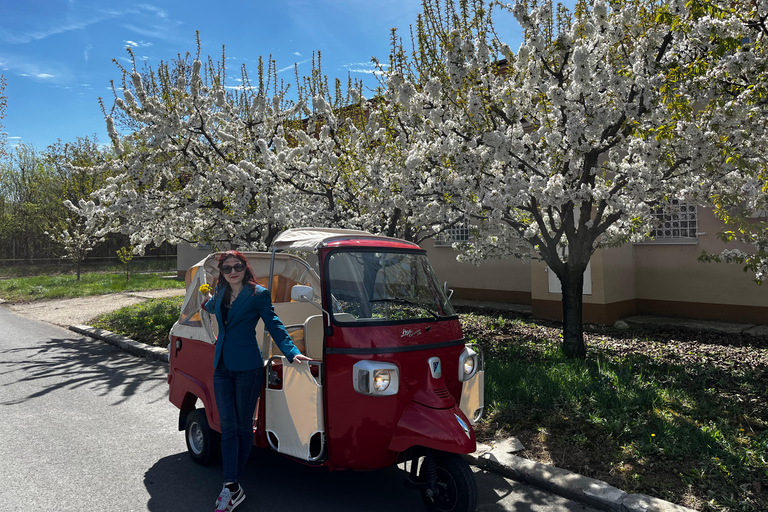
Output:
(419, 452), (477, 512)
(185, 408), (220, 465)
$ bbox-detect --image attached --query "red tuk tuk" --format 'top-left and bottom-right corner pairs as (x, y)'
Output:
(168, 228), (484, 512)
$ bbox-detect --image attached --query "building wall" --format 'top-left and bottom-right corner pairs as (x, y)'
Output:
(430, 207), (768, 326)
(177, 244), (212, 278)
(422, 239), (532, 304)
(632, 208), (768, 323)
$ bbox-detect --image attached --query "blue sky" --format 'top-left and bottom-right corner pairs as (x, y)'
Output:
(1, 0), (439, 150)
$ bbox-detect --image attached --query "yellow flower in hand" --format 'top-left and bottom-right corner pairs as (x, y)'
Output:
(199, 283), (212, 294)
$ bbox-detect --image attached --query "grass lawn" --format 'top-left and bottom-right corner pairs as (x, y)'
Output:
(460, 307), (767, 512)
(91, 296), (185, 346)
(0, 272), (184, 302)
(90, 299), (767, 511)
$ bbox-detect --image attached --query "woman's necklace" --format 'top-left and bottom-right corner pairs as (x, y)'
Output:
(229, 285), (242, 305)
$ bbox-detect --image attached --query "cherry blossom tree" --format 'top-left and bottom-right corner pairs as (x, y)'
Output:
(86, 35), (455, 252)
(376, 0), (768, 357)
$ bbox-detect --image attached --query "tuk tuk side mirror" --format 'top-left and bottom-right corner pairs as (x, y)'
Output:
(291, 285), (315, 302)
(291, 285), (333, 334)
(443, 282), (454, 301)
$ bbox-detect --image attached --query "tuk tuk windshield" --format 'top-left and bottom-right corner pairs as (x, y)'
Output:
(327, 250), (456, 323)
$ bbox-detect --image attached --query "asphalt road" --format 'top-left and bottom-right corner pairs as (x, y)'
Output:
(0, 306), (598, 512)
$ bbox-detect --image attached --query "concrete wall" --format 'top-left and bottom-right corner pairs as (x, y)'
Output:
(177, 243), (212, 278)
(422, 239), (532, 304)
(632, 208), (768, 323)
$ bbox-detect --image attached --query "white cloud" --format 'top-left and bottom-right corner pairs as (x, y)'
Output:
(21, 72), (55, 79)
(124, 40), (153, 48)
(293, 52), (302, 57)
(346, 68), (385, 75)
(342, 62), (386, 75)
(0, 12), (119, 44)
(278, 58), (311, 74)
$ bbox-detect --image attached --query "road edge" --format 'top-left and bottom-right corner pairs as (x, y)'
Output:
(465, 440), (696, 512)
(70, 324), (169, 363)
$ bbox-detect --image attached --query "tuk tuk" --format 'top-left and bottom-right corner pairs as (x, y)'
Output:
(168, 228), (484, 512)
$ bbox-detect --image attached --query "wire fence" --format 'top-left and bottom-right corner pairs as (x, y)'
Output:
(0, 254), (177, 267)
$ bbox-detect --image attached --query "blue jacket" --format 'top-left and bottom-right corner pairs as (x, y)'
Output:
(203, 283), (301, 371)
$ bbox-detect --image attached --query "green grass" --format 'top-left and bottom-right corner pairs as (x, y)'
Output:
(0, 272), (184, 302)
(91, 296), (184, 346)
(461, 309), (767, 512)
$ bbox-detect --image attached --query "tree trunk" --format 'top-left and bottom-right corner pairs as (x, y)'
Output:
(561, 269), (586, 359)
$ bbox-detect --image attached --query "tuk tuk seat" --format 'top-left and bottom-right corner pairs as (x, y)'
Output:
(258, 301), (322, 360)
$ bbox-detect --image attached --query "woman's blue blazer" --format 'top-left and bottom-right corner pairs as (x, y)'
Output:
(203, 283), (300, 371)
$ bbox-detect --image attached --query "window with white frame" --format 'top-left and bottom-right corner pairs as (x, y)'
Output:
(650, 199), (698, 240)
(434, 219), (472, 246)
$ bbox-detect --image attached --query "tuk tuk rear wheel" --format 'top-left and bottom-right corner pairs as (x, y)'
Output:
(185, 408), (220, 465)
(419, 452), (477, 512)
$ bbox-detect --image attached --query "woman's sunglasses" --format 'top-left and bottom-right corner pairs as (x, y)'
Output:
(221, 263), (245, 274)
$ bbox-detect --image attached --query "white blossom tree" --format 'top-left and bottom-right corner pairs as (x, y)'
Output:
(85, 36), (456, 252)
(49, 202), (103, 281)
(375, 0), (768, 357)
(90, 40), (306, 253)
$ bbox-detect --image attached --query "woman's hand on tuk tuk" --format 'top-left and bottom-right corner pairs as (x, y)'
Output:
(292, 354), (312, 365)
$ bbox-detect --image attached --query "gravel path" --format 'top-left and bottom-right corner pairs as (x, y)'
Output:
(3, 288), (186, 327)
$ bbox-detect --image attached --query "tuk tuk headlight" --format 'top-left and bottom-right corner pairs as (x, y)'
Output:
(458, 346), (480, 382)
(462, 356), (475, 377)
(373, 369), (391, 392)
(353, 361), (399, 396)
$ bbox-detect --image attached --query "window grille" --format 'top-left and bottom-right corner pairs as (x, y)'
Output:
(435, 220), (472, 246)
(650, 200), (698, 239)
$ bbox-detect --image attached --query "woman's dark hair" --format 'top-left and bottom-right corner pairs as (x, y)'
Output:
(215, 250), (258, 296)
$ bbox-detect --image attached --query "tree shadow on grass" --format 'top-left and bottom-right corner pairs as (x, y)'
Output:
(0, 334), (168, 406)
(483, 347), (767, 510)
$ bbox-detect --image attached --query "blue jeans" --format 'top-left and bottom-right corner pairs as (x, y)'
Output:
(213, 365), (264, 483)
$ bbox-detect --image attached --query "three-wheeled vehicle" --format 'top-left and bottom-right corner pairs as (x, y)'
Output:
(168, 228), (484, 512)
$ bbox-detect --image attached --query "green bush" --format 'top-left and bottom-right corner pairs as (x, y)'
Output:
(91, 296), (185, 347)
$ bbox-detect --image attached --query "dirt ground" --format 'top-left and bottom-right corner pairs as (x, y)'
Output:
(4, 289), (186, 327)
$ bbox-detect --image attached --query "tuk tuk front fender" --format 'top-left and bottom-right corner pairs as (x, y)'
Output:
(389, 402), (476, 454)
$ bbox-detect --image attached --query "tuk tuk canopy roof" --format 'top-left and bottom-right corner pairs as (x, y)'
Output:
(272, 228), (414, 252)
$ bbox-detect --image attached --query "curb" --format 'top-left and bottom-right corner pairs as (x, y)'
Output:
(465, 439), (696, 512)
(71, 323), (695, 512)
(69, 325), (169, 363)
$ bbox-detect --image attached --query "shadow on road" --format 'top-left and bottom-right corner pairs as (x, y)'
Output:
(144, 448), (425, 512)
(0, 334), (168, 406)
(143, 447), (526, 512)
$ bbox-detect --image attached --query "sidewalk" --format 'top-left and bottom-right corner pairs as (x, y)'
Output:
(13, 293), (706, 512)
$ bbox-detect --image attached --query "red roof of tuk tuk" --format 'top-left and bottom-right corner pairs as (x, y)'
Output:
(272, 228), (421, 252)
(324, 238), (421, 250)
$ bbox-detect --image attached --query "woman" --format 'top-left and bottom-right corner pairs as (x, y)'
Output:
(202, 250), (310, 512)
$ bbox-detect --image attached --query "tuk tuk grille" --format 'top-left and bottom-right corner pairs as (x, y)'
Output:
(434, 387), (451, 399)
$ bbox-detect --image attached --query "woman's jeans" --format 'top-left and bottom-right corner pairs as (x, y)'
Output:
(213, 365), (264, 483)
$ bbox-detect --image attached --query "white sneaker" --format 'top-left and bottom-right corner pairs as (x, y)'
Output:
(215, 484), (245, 511)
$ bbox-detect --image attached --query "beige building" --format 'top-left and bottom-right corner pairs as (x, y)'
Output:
(429, 206), (768, 326)
(177, 206), (767, 326)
